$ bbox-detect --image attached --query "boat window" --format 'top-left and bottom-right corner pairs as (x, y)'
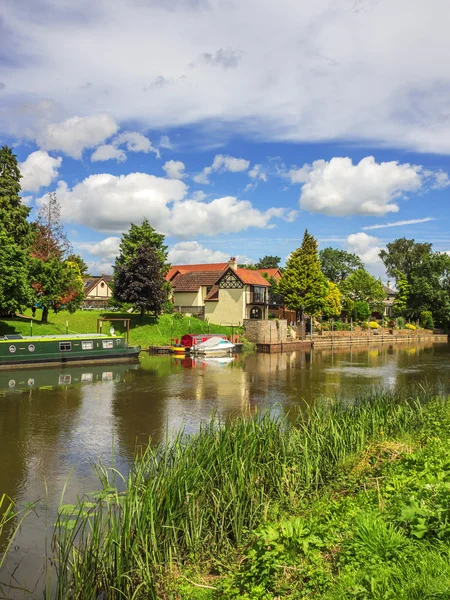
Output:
(59, 375), (71, 384)
(59, 342), (72, 352)
(102, 340), (114, 349)
(82, 341), (93, 350)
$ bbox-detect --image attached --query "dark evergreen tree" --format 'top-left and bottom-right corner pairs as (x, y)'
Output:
(113, 243), (169, 318)
(255, 255), (281, 269)
(115, 218), (168, 267)
(0, 225), (33, 316)
(0, 145), (32, 248)
(278, 230), (328, 319)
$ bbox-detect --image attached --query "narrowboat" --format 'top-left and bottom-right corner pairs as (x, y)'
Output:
(0, 333), (141, 369)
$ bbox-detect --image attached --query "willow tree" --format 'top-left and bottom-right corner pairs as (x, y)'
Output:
(278, 230), (328, 320)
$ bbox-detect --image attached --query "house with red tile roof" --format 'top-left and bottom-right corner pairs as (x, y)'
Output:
(169, 258), (270, 324)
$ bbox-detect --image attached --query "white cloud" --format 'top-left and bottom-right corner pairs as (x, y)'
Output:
(19, 150), (62, 192)
(159, 135), (172, 149)
(113, 131), (160, 158)
(248, 164), (267, 181)
(362, 217), (436, 231)
(77, 236), (121, 260)
(46, 172), (289, 236)
(91, 144), (127, 162)
(162, 160), (186, 179)
(36, 114), (118, 159)
(192, 190), (207, 201)
(194, 154), (250, 184)
(5, 2), (450, 153)
(296, 156), (426, 217)
(168, 241), (251, 265)
(345, 232), (385, 278)
(86, 260), (114, 276)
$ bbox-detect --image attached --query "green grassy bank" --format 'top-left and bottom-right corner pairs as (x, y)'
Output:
(0, 310), (238, 348)
(1, 388), (445, 599)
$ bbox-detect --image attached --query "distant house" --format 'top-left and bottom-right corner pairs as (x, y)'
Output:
(83, 275), (113, 308)
(167, 258), (270, 325)
(382, 281), (397, 317)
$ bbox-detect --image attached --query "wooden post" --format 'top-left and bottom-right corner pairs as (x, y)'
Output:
(66, 319), (68, 334)
(30, 320), (33, 337)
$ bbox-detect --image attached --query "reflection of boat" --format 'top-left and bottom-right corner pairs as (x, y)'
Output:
(0, 363), (139, 394)
(200, 357), (235, 366)
(0, 333), (141, 369)
(193, 336), (235, 355)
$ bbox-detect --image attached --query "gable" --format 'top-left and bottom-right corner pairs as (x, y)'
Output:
(219, 270), (244, 289)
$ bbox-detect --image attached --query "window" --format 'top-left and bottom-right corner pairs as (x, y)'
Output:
(102, 340), (114, 349)
(100, 282), (105, 288)
(250, 307), (262, 319)
(59, 375), (71, 384)
(82, 341), (93, 350)
(59, 342), (72, 352)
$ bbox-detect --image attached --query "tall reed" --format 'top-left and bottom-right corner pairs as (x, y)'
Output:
(50, 389), (443, 598)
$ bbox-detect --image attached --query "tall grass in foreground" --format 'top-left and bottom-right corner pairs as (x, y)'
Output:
(48, 389), (444, 599)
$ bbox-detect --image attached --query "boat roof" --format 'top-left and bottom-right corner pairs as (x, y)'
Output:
(0, 333), (113, 343)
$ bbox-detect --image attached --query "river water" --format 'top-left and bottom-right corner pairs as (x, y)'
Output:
(0, 341), (449, 597)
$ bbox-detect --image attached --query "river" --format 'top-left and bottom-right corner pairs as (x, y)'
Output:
(0, 341), (449, 597)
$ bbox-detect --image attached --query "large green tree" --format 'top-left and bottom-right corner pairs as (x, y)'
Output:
(255, 255), (281, 269)
(339, 269), (386, 311)
(278, 230), (328, 319)
(0, 145), (32, 248)
(115, 218), (168, 267)
(114, 243), (169, 317)
(323, 281), (342, 317)
(319, 248), (364, 283)
(0, 225), (33, 316)
(379, 238), (432, 283)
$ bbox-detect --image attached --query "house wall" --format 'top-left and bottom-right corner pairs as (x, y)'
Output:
(204, 288), (245, 325)
(173, 290), (202, 307)
(87, 281), (112, 298)
(244, 319), (288, 344)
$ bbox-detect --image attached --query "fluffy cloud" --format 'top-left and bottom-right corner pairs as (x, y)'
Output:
(345, 232), (386, 278)
(292, 156), (428, 217)
(113, 131), (160, 157)
(47, 172), (289, 236)
(194, 154), (250, 184)
(91, 144), (126, 162)
(248, 164), (267, 182)
(163, 160), (186, 179)
(36, 114), (118, 159)
(77, 236), (121, 260)
(168, 241), (251, 265)
(19, 150), (62, 192)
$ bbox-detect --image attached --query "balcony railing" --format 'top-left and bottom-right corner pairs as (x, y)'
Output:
(246, 291), (268, 305)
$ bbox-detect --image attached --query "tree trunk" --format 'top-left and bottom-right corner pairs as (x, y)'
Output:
(42, 306), (49, 324)
(140, 306), (145, 317)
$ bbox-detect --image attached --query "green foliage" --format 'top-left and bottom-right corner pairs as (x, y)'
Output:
(278, 230), (328, 317)
(332, 320), (351, 331)
(0, 145), (32, 248)
(67, 253), (89, 276)
(114, 218), (168, 268)
(339, 269), (386, 309)
(379, 237), (432, 283)
(323, 281), (342, 317)
(319, 247), (364, 283)
(420, 310), (434, 329)
(0, 225), (33, 315)
(255, 255), (281, 269)
(353, 300), (371, 321)
(394, 273), (409, 317)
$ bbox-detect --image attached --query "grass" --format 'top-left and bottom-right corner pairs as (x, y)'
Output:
(3, 388), (450, 598)
(0, 310), (239, 348)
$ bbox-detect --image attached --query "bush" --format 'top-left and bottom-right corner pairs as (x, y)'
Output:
(333, 321), (351, 331)
(353, 300), (371, 321)
(405, 323), (416, 331)
(388, 319), (396, 328)
(163, 300), (174, 314)
(173, 311), (184, 321)
(369, 321), (379, 329)
(420, 311), (434, 330)
(397, 316), (405, 329)
(360, 321), (369, 329)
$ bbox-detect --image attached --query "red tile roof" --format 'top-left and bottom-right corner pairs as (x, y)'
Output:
(166, 263), (228, 281)
(256, 268), (282, 280)
(204, 284), (219, 301)
(171, 270), (224, 292)
(235, 268), (270, 286)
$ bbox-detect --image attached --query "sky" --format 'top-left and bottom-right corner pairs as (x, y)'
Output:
(1, 0), (450, 281)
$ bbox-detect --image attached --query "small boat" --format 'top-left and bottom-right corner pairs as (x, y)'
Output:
(0, 333), (141, 369)
(192, 336), (235, 355)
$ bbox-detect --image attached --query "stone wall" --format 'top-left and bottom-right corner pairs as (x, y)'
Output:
(243, 319), (288, 344)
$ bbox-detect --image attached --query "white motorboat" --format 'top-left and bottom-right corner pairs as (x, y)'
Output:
(192, 336), (235, 355)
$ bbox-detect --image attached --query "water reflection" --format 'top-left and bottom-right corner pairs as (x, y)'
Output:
(0, 342), (449, 596)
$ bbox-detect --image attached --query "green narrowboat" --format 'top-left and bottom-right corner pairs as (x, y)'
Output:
(0, 333), (141, 369)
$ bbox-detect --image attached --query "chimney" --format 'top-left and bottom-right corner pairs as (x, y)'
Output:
(228, 257), (238, 271)
(387, 280), (391, 289)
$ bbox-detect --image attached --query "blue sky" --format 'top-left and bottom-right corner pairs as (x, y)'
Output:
(1, 0), (450, 279)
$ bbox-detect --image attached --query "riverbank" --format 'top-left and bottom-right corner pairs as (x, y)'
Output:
(2, 386), (448, 598)
(0, 310), (237, 349)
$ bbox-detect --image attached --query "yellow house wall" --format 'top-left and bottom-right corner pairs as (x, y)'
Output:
(173, 290), (202, 307)
(204, 288), (245, 325)
(87, 281), (112, 298)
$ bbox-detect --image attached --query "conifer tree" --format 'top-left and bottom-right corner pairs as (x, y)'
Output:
(278, 230), (328, 319)
(115, 218), (168, 267)
(0, 145), (32, 247)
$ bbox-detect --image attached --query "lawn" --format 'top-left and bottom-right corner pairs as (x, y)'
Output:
(0, 309), (239, 348)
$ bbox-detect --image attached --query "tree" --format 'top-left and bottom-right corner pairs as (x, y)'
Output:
(255, 255), (281, 270)
(0, 225), (33, 316)
(30, 193), (84, 323)
(323, 281), (342, 317)
(115, 218), (168, 267)
(0, 145), (32, 248)
(278, 230), (328, 319)
(352, 300), (371, 322)
(67, 253), (89, 276)
(113, 243), (169, 317)
(319, 248), (364, 283)
(379, 238), (432, 283)
(339, 269), (386, 310)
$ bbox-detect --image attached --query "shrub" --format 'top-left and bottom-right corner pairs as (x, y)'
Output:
(333, 321), (351, 331)
(388, 320), (396, 328)
(420, 311), (434, 330)
(353, 300), (371, 322)
(369, 321), (379, 329)
(173, 311), (184, 321)
(397, 316), (405, 329)
(360, 321), (369, 329)
(405, 323), (416, 331)
(163, 299), (174, 314)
